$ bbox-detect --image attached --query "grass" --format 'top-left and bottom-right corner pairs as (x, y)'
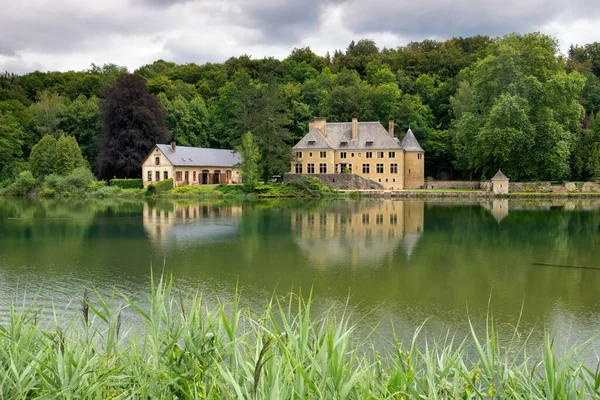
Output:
(0, 276), (598, 399)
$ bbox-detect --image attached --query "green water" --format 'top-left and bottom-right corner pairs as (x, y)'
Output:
(1, 197), (599, 351)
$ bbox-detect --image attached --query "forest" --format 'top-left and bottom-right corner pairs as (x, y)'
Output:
(1, 32), (600, 184)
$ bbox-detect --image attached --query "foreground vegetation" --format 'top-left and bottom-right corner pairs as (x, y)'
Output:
(1, 277), (598, 398)
(0, 172), (337, 199)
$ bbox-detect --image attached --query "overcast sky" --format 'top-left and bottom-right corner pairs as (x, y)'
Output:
(2, 0), (600, 74)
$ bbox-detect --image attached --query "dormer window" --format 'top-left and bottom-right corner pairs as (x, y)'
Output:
(340, 141), (348, 147)
(366, 140), (373, 146)
(181, 158), (187, 162)
(308, 140), (316, 146)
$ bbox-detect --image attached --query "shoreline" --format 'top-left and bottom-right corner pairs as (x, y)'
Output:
(342, 189), (600, 199)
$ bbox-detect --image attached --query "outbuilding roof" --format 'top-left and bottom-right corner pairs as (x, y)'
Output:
(491, 170), (509, 181)
(156, 144), (241, 167)
(400, 128), (424, 152)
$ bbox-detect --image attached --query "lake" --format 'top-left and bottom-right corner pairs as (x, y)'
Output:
(1, 197), (599, 353)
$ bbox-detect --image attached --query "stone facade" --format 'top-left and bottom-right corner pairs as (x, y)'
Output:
(284, 173), (384, 190)
(291, 118), (424, 190)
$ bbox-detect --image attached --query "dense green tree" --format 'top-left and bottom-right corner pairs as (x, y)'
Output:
(158, 93), (208, 147)
(59, 95), (100, 165)
(29, 135), (57, 178)
(97, 74), (169, 179)
(54, 135), (86, 175)
(0, 111), (25, 178)
(451, 33), (585, 180)
(29, 90), (65, 138)
(235, 131), (260, 190)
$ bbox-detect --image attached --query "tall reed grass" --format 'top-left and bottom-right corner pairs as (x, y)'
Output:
(0, 275), (598, 399)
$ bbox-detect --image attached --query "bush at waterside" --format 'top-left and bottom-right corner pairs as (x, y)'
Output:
(0, 277), (598, 398)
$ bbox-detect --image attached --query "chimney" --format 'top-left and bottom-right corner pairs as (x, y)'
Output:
(352, 118), (357, 140)
(313, 117), (327, 137)
(389, 120), (394, 138)
(171, 141), (176, 152)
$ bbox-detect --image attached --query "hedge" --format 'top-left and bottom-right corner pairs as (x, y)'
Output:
(147, 178), (173, 194)
(109, 178), (143, 189)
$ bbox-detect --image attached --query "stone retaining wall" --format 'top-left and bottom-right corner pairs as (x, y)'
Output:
(425, 180), (600, 193)
(284, 173), (384, 190)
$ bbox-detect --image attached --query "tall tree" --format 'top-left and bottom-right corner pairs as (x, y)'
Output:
(450, 33), (585, 180)
(58, 95), (101, 165)
(0, 111), (24, 178)
(96, 74), (168, 179)
(235, 131), (260, 191)
(54, 135), (86, 175)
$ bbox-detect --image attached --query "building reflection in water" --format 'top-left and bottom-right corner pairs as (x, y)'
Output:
(143, 203), (242, 248)
(291, 200), (424, 267)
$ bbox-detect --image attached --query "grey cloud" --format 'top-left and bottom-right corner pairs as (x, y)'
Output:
(338, 0), (600, 41)
(0, 5), (170, 56)
(233, 0), (345, 45)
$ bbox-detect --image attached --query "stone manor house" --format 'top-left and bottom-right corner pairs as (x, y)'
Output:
(290, 118), (425, 190)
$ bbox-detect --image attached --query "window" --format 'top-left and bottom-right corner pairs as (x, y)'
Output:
(319, 163), (327, 173)
(418, 153), (423, 160)
(176, 171), (182, 181)
(340, 141), (348, 147)
(320, 151), (326, 158)
(390, 214), (398, 225)
(307, 163), (315, 174)
(155, 171), (160, 181)
(308, 140), (315, 145)
(366, 140), (373, 146)
(309, 152), (313, 157)
(147, 171), (152, 181)
(366, 152), (373, 158)
(362, 214), (370, 224)
(348, 164), (352, 173)
(164, 171), (168, 180)
(340, 152), (347, 159)
(376, 214), (383, 224)
(377, 152), (384, 158)
(376, 164), (384, 173)
(193, 171), (197, 181)
(409, 169), (411, 175)
(295, 163), (303, 174)
(296, 151), (302, 158)
(155, 157), (160, 165)
(358, 153), (362, 157)
(362, 164), (370, 174)
(390, 163), (398, 174)
(389, 152), (395, 158)
(351, 153), (355, 157)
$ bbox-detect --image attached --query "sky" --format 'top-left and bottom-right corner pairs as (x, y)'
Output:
(1, 0), (600, 74)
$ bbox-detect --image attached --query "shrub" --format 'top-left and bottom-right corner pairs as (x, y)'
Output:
(7, 171), (37, 196)
(42, 173), (67, 192)
(38, 187), (56, 198)
(64, 167), (96, 194)
(287, 177), (333, 196)
(91, 186), (122, 198)
(214, 184), (244, 195)
(89, 180), (107, 191)
(109, 178), (143, 189)
(148, 178), (173, 195)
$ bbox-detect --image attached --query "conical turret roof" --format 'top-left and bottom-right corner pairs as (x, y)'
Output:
(491, 170), (509, 181)
(400, 128), (424, 152)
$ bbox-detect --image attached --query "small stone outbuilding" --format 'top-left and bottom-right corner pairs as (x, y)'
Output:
(491, 170), (509, 195)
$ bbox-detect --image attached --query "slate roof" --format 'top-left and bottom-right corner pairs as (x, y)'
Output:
(491, 170), (509, 181)
(156, 144), (241, 167)
(400, 128), (424, 152)
(293, 121), (424, 152)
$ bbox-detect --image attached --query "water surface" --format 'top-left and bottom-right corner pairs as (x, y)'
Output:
(1, 197), (599, 352)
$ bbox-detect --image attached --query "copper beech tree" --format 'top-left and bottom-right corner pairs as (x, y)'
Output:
(96, 74), (169, 179)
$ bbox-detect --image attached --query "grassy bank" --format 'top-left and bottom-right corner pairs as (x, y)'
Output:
(1, 277), (598, 398)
